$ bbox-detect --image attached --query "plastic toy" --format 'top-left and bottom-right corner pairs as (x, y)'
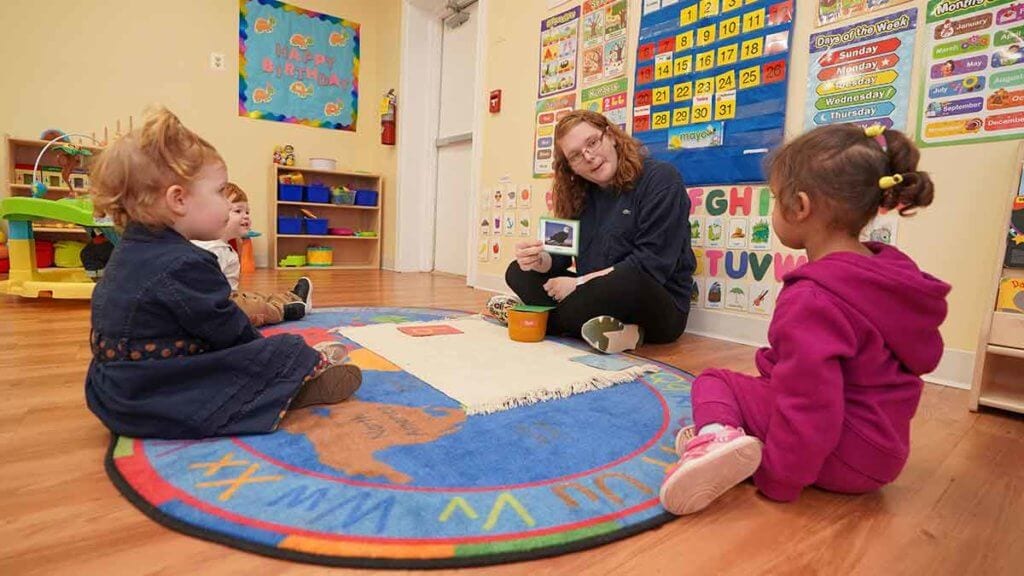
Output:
(30, 132), (99, 198)
(0, 196), (118, 298)
(306, 245), (333, 266)
(279, 254), (307, 267)
(278, 172), (305, 185)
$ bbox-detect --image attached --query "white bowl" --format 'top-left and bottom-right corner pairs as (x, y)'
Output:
(310, 157), (337, 171)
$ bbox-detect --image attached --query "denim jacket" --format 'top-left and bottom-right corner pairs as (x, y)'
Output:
(85, 223), (318, 438)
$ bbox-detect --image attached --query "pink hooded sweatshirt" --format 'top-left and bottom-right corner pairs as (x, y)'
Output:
(752, 242), (950, 501)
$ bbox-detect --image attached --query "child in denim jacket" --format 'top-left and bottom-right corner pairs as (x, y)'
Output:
(85, 108), (360, 439)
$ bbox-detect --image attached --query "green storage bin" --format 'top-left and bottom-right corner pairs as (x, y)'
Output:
(54, 240), (86, 268)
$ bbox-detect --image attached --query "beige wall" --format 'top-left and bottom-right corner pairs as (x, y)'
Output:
(477, 0), (1010, 353)
(0, 0), (401, 268)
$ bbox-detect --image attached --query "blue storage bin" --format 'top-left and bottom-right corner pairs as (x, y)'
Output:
(278, 216), (303, 235)
(305, 218), (329, 235)
(305, 184), (330, 203)
(355, 189), (378, 206)
(278, 184), (304, 202)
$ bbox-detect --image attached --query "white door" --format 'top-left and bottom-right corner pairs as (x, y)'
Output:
(432, 2), (479, 276)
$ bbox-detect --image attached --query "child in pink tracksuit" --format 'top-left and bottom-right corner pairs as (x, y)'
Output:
(660, 124), (950, 515)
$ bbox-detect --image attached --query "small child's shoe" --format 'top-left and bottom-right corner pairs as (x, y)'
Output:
(659, 425), (762, 515)
(292, 277), (313, 311)
(283, 302), (306, 321)
(296, 342), (359, 408)
(292, 364), (361, 408)
(674, 424), (697, 456)
(313, 341), (349, 364)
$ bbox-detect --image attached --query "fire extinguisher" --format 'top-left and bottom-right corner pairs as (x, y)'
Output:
(381, 89), (396, 146)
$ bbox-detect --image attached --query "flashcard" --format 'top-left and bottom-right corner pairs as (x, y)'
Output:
(705, 280), (724, 309)
(690, 215), (704, 247)
(727, 218), (748, 249)
(750, 282), (774, 315)
(860, 212), (899, 245)
(539, 217), (580, 256)
(519, 212), (532, 236)
(724, 281), (748, 312)
(706, 216), (724, 248)
(519, 184), (532, 208)
(569, 354), (639, 371)
(750, 217), (771, 250)
(398, 324), (464, 337)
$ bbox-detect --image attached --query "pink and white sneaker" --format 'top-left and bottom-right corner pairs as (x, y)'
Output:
(674, 424), (697, 455)
(659, 426), (763, 515)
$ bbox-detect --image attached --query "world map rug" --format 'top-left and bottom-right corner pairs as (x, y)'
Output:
(106, 307), (695, 569)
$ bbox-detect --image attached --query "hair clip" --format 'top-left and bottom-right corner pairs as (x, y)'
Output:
(878, 174), (903, 190)
(864, 124), (887, 151)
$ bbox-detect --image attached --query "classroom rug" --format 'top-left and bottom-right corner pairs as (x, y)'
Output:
(106, 307), (695, 569)
(337, 316), (660, 415)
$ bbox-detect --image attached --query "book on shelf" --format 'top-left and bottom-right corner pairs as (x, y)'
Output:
(1007, 195), (1024, 268)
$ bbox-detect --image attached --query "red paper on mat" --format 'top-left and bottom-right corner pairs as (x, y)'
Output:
(397, 325), (463, 337)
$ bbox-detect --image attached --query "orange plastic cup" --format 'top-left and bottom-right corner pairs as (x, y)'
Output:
(507, 308), (549, 342)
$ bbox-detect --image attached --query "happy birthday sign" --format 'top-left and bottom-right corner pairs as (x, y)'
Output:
(239, 0), (359, 131)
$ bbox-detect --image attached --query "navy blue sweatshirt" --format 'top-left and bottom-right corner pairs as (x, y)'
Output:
(551, 158), (696, 311)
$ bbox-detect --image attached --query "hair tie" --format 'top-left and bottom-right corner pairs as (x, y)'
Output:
(879, 173), (903, 190)
(864, 124), (887, 151)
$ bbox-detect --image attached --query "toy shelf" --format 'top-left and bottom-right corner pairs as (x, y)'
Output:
(278, 200), (378, 211)
(970, 144), (1024, 415)
(278, 234), (378, 240)
(4, 136), (100, 242)
(269, 164), (383, 270)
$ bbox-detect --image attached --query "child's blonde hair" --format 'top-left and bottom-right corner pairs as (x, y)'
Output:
(224, 182), (248, 204)
(90, 108), (223, 227)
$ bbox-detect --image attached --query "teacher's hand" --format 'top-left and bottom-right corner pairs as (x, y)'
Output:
(515, 240), (552, 273)
(543, 276), (576, 302)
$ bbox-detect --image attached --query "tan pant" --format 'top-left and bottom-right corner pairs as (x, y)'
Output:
(231, 290), (301, 327)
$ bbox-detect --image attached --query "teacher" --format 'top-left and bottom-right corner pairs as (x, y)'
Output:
(506, 110), (696, 353)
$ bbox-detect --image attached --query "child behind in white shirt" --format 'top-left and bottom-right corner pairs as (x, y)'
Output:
(193, 183), (311, 327)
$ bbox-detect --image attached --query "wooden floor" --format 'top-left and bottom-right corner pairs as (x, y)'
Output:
(1, 270), (1021, 575)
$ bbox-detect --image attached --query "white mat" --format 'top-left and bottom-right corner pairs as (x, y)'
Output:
(337, 316), (658, 415)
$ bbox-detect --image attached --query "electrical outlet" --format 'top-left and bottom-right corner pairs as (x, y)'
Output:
(210, 52), (225, 71)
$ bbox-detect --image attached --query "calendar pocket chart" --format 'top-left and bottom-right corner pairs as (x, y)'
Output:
(633, 0), (795, 185)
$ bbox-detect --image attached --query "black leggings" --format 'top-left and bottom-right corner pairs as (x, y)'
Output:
(504, 262), (689, 344)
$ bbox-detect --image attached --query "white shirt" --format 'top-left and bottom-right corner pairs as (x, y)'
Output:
(192, 239), (240, 290)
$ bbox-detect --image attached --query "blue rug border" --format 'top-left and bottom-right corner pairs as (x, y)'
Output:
(104, 306), (690, 569)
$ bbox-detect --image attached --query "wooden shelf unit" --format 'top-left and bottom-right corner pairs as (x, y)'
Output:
(4, 135), (102, 240)
(970, 144), (1024, 415)
(268, 164), (383, 270)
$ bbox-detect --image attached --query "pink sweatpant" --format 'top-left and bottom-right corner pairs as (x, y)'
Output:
(692, 369), (885, 495)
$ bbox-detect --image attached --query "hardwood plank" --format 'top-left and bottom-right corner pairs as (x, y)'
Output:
(0, 270), (1020, 575)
